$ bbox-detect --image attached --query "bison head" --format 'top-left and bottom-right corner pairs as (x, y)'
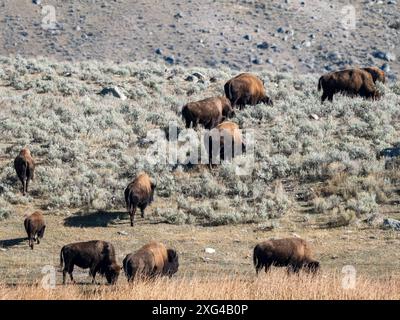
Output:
(105, 263), (121, 285)
(164, 249), (179, 277)
(261, 96), (273, 106)
(305, 261), (320, 274)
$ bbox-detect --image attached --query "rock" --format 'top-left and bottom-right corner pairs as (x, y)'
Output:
(174, 12), (184, 19)
(164, 56), (175, 64)
(309, 113), (319, 120)
(118, 230), (128, 235)
(331, 255), (338, 259)
(98, 86), (127, 100)
(185, 75), (195, 82)
(277, 27), (285, 33)
(20, 31), (28, 37)
(373, 50), (396, 62)
(202, 257), (212, 262)
(254, 222), (276, 232)
(266, 58), (273, 64)
(209, 76), (218, 83)
(192, 72), (205, 81)
(252, 57), (262, 65)
(155, 48), (163, 55)
(257, 41), (269, 49)
(205, 247), (216, 254)
(382, 218), (400, 231)
(32, 0), (41, 4)
(244, 34), (252, 40)
(381, 63), (390, 72)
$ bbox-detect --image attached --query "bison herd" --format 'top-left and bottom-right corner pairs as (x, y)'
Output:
(9, 66), (389, 285)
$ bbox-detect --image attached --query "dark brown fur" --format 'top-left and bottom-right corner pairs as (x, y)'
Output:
(318, 68), (380, 102)
(24, 211), (45, 250)
(253, 238), (320, 274)
(205, 121), (246, 168)
(224, 73), (273, 109)
(124, 173), (156, 227)
(123, 241), (179, 282)
(59, 240), (121, 285)
(14, 148), (35, 196)
(362, 66), (386, 84)
(182, 96), (234, 129)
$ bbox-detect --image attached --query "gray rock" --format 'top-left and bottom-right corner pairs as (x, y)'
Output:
(373, 50), (396, 61)
(382, 218), (400, 231)
(277, 27), (285, 33)
(155, 48), (163, 55)
(192, 72), (205, 81)
(32, 0), (41, 4)
(257, 41), (269, 49)
(174, 12), (184, 19)
(382, 63), (390, 72)
(98, 86), (127, 100)
(244, 34), (252, 40)
(164, 56), (175, 64)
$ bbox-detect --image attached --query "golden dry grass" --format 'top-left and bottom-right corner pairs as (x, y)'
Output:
(1, 270), (399, 300)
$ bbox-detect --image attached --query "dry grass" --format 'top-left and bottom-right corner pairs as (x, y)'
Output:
(1, 271), (399, 300)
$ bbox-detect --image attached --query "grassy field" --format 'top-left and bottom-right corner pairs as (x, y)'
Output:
(1, 56), (400, 299)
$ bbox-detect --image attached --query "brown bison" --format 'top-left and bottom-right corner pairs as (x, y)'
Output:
(205, 121), (246, 167)
(24, 211), (46, 250)
(318, 68), (380, 102)
(124, 173), (156, 227)
(253, 238), (320, 274)
(182, 96), (234, 129)
(60, 240), (121, 285)
(122, 241), (179, 281)
(224, 73), (273, 109)
(14, 148), (35, 196)
(362, 66), (386, 84)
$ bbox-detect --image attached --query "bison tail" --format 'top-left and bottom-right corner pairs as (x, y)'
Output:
(59, 248), (64, 270)
(317, 76), (323, 91)
(253, 246), (258, 268)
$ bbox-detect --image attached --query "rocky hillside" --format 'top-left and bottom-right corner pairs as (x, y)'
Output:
(1, 0), (399, 78)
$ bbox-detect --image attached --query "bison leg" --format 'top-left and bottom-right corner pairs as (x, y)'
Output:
(130, 206), (137, 227)
(29, 237), (34, 250)
(23, 179), (27, 196)
(62, 270), (67, 285)
(25, 178), (30, 195)
(321, 92), (328, 103)
(139, 204), (147, 218)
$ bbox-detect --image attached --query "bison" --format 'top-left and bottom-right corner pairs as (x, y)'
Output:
(205, 121), (246, 168)
(318, 68), (380, 102)
(124, 173), (156, 227)
(362, 66), (386, 84)
(253, 237), (320, 275)
(123, 241), (179, 282)
(24, 211), (46, 250)
(224, 73), (273, 109)
(59, 240), (121, 285)
(182, 96), (234, 129)
(14, 148), (35, 196)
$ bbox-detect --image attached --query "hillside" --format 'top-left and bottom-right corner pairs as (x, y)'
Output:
(1, 0), (399, 77)
(0, 56), (400, 296)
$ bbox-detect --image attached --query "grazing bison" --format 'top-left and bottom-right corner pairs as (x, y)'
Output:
(182, 96), (234, 129)
(24, 211), (46, 250)
(224, 73), (273, 109)
(123, 241), (179, 281)
(205, 121), (246, 168)
(60, 240), (120, 285)
(253, 238), (320, 274)
(318, 68), (380, 102)
(124, 173), (156, 227)
(14, 148), (35, 196)
(362, 66), (386, 84)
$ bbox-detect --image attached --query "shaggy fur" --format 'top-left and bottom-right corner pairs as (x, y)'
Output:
(14, 148), (35, 196)
(318, 68), (380, 102)
(205, 121), (246, 168)
(253, 238), (320, 274)
(362, 66), (386, 84)
(123, 241), (179, 281)
(124, 173), (156, 227)
(182, 96), (234, 129)
(24, 211), (45, 250)
(60, 240), (121, 285)
(224, 73), (273, 109)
